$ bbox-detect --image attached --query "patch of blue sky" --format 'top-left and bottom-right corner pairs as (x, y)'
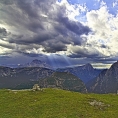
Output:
(68, 0), (101, 10)
(103, 0), (118, 15)
(68, 0), (118, 15)
(57, 0), (61, 2)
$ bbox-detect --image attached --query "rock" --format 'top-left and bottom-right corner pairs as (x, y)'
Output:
(32, 84), (40, 91)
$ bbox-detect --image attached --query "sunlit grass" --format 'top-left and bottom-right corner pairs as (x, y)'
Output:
(0, 88), (118, 118)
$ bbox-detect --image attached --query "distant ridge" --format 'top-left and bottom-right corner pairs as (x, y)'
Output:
(0, 66), (54, 89)
(18, 59), (52, 69)
(57, 63), (102, 83)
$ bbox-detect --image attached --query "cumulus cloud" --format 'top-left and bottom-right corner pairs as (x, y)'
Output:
(84, 3), (118, 63)
(59, 2), (118, 67)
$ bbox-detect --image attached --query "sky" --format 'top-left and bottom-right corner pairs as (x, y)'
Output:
(0, 0), (118, 68)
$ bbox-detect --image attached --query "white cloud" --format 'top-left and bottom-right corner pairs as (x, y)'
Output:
(57, 0), (87, 21)
(92, 63), (111, 69)
(86, 5), (118, 58)
(113, 0), (118, 7)
(0, 46), (11, 55)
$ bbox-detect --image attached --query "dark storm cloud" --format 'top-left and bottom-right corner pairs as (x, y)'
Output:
(57, 16), (91, 35)
(54, 24), (68, 36)
(0, 27), (8, 36)
(0, 0), (92, 57)
(28, 21), (44, 32)
(17, 0), (39, 18)
(43, 41), (67, 53)
(0, 0), (14, 5)
(69, 52), (100, 58)
(9, 31), (58, 44)
(21, 52), (41, 57)
(69, 47), (103, 59)
(5, 0), (91, 51)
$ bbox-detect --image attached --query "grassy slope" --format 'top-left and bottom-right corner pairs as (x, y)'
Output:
(0, 89), (118, 118)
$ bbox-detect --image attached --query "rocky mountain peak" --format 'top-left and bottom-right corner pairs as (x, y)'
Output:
(82, 63), (93, 70)
(18, 59), (52, 69)
(87, 61), (118, 93)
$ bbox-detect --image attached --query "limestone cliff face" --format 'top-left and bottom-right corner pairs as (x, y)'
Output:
(39, 72), (87, 93)
(87, 61), (118, 93)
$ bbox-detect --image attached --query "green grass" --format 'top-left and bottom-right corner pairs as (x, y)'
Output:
(0, 88), (118, 118)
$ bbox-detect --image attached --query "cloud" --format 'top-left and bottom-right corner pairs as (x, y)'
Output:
(9, 31), (58, 44)
(21, 52), (42, 58)
(43, 41), (67, 53)
(83, 4), (118, 64)
(0, 27), (7, 35)
(100, 0), (106, 7)
(67, 45), (103, 58)
(0, 40), (15, 49)
(60, 3), (118, 66)
(0, 0), (91, 55)
(0, 0), (14, 5)
(57, 16), (91, 35)
(0, 27), (10, 39)
(0, 0), (118, 68)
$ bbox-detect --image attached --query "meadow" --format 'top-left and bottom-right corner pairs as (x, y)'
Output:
(0, 88), (118, 118)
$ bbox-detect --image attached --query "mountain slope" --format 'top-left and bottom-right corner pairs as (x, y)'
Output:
(57, 64), (102, 83)
(0, 66), (54, 89)
(39, 72), (87, 93)
(87, 61), (118, 93)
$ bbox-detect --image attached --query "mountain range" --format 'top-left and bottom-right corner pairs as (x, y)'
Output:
(1, 59), (102, 84)
(1, 59), (118, 94)
(0, 66), (87, 92)
(0, 66), (54, 89)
